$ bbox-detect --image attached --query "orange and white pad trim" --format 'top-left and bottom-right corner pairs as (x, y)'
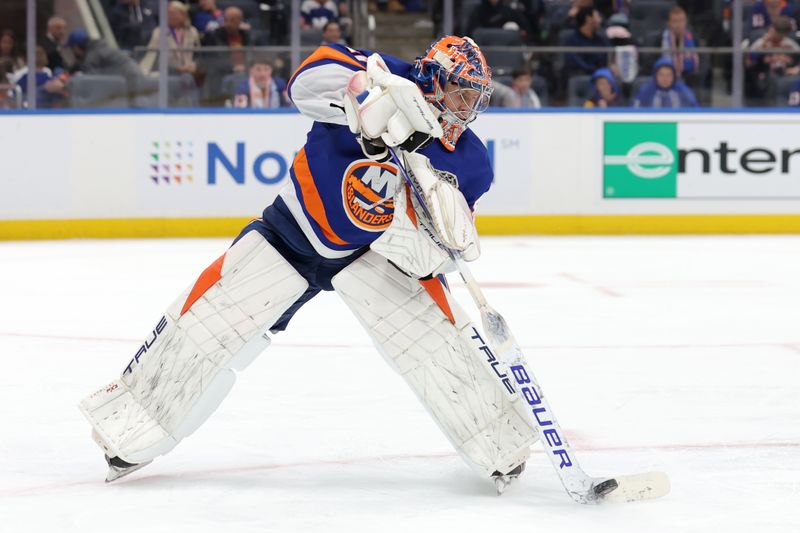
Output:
(79, 231), (308, 465)
(332, 250), (538, 479)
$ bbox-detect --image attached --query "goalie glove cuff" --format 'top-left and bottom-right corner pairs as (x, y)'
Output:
(357, 135), (391, 162)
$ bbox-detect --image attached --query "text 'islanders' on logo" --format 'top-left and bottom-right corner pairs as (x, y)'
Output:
(148, 140), (195, 185)
(341, 160), (398, 231)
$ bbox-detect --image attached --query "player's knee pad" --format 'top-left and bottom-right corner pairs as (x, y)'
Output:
(332, 251), (538, 479)
(79, 231), (309, 464)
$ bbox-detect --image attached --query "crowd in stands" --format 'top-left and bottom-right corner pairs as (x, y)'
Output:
(470, 0), (800, 108)
(2, 0), (800, 110)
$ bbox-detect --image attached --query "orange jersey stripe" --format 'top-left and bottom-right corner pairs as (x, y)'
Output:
(181, 253), (225, 316)
(404, 185), (418, 228)
(292, 148), (350, 246)
(420, 277), (455, 325)
(289, 46), (366, 86)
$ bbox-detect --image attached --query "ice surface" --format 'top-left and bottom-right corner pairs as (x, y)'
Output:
(0, 236), (798, 532)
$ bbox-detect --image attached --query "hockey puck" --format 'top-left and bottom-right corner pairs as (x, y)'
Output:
(593, 478), (619, 497)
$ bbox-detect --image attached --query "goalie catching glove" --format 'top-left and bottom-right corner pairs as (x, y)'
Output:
(344, 54), (444, 161)
(371, 152), (479, 279)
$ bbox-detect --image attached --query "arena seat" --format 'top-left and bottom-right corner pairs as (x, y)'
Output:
(129, 74), (198, 108)
(629, 0), (674, 41)
(472, 27), (526, 76)
(221, 72), (248, 99)
(566, 74), (592, 106)
(775, 75), (800, 106)
(300, 28), (323, 46)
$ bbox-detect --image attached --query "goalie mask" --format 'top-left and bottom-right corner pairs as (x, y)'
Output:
(412, 36), (493, 151)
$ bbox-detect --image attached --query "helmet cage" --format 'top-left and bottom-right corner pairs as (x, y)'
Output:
(413, 36), (493, 150)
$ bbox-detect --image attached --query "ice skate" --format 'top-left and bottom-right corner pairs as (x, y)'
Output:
(104, 455), (152, 483)
(492, 462), (526, 495)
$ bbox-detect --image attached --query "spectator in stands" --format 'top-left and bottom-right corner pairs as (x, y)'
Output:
(301, 1), (339, 30)
(336, 2), (353, 40)
(15, 46), (68, 108)
(140, 1), (201, 76)
(232, 55), (288, 108)
(0, 58), (19, 109)
(0, 57), (12, 84)
(369, 0), (407, 13)
(749, 0), (796, 38)
(202, 6), (252, 74)
(561, 0), (594, 31)
(788, 77), (800, 105)
(633, 57), (698, 108)
(0, 30), (25, 73)
(605, 12), (638, 83)
(465, 0), (533, 42)
(67, 30), (144, 89)
(584, 67), (623, 107)
(490, 66), (542, 108)
(507, 0), (545, 43)
(203, 5), (251, 46)
(193, 0), (224, 36)
(40, 17), (67, 72)
(564, 7), (610, 77)
(109, 0), (159, 50)
(321, 21), (346, 45)
(606, 0), (631, 17)
(660, 6), (699, 82)
(745, 15), (800, 99)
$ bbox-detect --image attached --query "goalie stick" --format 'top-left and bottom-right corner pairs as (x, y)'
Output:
(387, 146), (670, 504)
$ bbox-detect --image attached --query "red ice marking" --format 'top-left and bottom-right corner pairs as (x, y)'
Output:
(2, 442), (799, 498)
(472, 281), (545, 289)
(180, 253), (226, 316)
(559, 272), (623, 298)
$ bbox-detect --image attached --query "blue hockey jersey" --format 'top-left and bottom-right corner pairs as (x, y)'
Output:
(277, 44), (494, 259)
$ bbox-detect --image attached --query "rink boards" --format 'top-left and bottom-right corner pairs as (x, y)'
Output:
(1, 109), (799, 239)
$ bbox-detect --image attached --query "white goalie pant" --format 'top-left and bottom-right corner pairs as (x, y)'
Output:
(332, 251), (539, 478)
(79, 231), (308, 464)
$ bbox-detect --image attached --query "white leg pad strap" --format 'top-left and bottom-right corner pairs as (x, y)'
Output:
(79, 231), (308, 464)
(332, 251), (538, 478)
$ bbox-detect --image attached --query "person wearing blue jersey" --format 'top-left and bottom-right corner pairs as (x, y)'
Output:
(80, 36), (539, 494)
(748, 0), (796, 38)
(633, 57), (698, 108)
(788, 77), (800, 105)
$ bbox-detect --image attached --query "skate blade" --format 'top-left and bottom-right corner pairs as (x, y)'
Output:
(105, 460), (152, 483)
(494, 474), (519, 495)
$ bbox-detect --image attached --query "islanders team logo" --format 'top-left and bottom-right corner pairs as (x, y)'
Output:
(342, 160), (398, 231)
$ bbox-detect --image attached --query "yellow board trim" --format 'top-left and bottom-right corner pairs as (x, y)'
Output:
(2, 215), (800, 240)
(476, 215), (800, 235)
(0, 218), (253, 240)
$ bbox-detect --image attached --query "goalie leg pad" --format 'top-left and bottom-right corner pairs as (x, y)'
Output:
(332, 251), (538, 479)
(80, 231), (309, 464)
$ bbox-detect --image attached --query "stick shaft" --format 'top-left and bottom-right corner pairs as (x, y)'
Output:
(388, 147), (600, 502)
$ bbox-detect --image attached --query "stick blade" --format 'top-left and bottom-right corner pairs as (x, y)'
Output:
(600, 471), (670, 503)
